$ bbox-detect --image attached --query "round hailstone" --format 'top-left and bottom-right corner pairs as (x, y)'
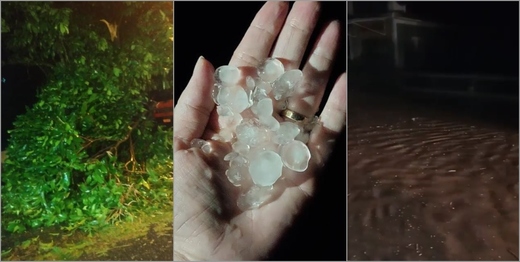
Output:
(212, 84), (221, 105)
(256, 80), (272, 95)
(248, 150), (283, 187)
(246, 76), (256, 90)
(236, 121), (258, 145)
(259, 115), (280, 131)
(236, 120), (269, 147)
(232, 141), (250, 155)
(273, 69), (303, 100)
(280, 140), (311, 172)
(190, 139), (212, 154)
(216, 105), (233, 117)
(258, 58), (285, 83)
(237, 185), (274, 211)
(219, 86), (249, 114)
(224, 151), (239, 161)
(251, 98), (273, 118)
(227, 156), (248, 186)
(218, 128), (235, 142)
(226, 167), (243, 186)
(215, 65), (241, 86)
(273, 122), (300, 145)
(218, 112), (242, 129)
(252, 85), (269, 103)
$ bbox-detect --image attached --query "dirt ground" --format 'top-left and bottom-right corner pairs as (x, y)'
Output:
(78, 222), (173, 261)
(1, 210), (173, 261)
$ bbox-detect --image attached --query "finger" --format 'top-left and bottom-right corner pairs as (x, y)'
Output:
(308, 73), (346, 166)
(174, 56), (215, 150)
(285, 20), (341, 118)
(229, 1), (289, 68)
(271, 1), (321, 70)
(318, 72), (346, 133)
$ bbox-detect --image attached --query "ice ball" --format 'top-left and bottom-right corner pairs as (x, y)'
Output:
(280, 140), (311, 172)
(215, 65), (241, 86)
(248, 150), (283, 187)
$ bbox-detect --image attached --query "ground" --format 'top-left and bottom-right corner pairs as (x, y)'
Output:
(1, 209), (173, 261)
(348, 91), (518, 260)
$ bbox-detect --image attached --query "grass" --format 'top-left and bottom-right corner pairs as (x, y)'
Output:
(1, 207), (173, 261)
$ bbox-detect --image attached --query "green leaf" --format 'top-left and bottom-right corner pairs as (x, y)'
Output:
(59, 23), (66, 34)
(159, 10), (166, 20)
(144, 53), (152, 62)
(113, 68), (121, 77)
(80, 102), (88, 115)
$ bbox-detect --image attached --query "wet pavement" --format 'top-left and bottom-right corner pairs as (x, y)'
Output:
(348, 92), (519, 260)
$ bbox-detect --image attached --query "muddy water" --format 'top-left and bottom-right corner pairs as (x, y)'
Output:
(348, 93), (519, 261)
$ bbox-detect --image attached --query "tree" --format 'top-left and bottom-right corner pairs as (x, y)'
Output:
(1, 1), (173, 233)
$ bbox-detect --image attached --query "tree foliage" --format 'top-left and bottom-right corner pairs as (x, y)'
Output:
(1, 1), (173, 233)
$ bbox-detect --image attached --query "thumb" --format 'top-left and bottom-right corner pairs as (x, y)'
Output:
(174, 56), (216, 151)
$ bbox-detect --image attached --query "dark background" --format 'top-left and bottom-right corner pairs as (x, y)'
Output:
(348, 1), (519, 129)
(174, 1), (346, 260)
(1, 64), (45, 151)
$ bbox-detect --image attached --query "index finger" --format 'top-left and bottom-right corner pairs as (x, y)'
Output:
(228, 1), (288, 68)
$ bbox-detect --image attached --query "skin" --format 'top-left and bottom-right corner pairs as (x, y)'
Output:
(174, 2), (346, 260)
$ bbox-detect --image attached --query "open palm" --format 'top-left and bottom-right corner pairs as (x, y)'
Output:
(174, 2), (346, 260)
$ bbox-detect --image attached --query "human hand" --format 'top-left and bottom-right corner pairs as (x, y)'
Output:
(174, 2), (346, 260)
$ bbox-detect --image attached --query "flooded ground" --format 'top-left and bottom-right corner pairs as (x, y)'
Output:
(348, 92), (519, 260)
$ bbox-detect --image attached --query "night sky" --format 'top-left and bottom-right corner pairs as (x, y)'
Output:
(348, 1), (519, 128)
(352, 1), (519, 26)
(405, 1), (519, 27)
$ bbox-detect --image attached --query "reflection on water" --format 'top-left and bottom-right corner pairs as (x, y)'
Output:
(348, 93), (519, 261)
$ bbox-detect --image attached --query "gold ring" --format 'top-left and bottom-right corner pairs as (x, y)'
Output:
(280, 109), (306, 122)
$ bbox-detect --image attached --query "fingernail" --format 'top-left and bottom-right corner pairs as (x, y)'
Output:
(194, 56), (205, 72)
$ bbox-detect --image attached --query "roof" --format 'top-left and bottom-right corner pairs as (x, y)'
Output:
(348, 14), (441, 28)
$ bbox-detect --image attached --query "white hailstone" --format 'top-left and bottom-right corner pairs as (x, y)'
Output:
(259, 115), (280, 131)
(208, 57), (314, 210)
(237, 185), (274, 211)
(226, 167), (243, 186)
(280, 140), (311, 172)
(257, 58), (285, 83)
(212, 84), (221, 105)
(216, 85), (250, 114)
(219, 128), (235, 143)
(216, 105), (233, 117)
(272, 69), (303, 100)
(295, 128), (310, 144)
(252, 86), (269, 103)
(251, 98), (273, 118)
(295, 132), (310, 144)
(215, 65), (241, 86)
(248, 150), (283, 187)
(224, 151), (239, 161)
(255, 80), (272, 95)
(273, 122), (300, 145)
(230, 154), (248, 167)
(246, 76), (256, 90)
(226, 155), (248, 187)
(232, 140), (250, 155)
(236, 120), (269, 147)
(190, 139), (212, 154)
(218, 112), (243, 129)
